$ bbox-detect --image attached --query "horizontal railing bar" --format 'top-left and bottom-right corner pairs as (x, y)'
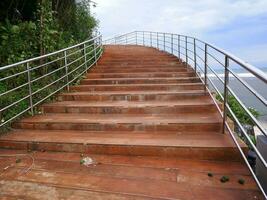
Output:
(0, 82), (28, 98)
(206, 64), (225, 84)
(65, 55), (85, 68)
(0, 106), (31, 127)
(227, 86), (267, 137)
(137, 31), (267, 83)
(32, 47), (103, 110)
(226, 102), (267, 167)
(195, 54), (205, 63)
(206, 52), (225, 67)
(31, 65), (66, 83)
(67, 62), (86, 76)
(228, 68), (267, 107)
(66, 49), (84, 58)
(0, 94), (30, 113)
(32, 81), (69, 108)
(0, 69), (28, 82)
(31, 74), (67, 96)
(225, 122), (267, 198)
(29, 56), (65, 72)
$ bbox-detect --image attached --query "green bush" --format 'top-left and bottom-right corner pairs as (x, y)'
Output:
(216, 94), (260, 126)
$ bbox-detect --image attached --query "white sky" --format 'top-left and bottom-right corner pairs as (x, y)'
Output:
(92, 0), (267, 67)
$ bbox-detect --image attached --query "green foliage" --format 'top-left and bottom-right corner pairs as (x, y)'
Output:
(0, 0), (97, 67)
(216, 94), (260, 126)
(0, 0), (98, 133)
(0, 20), (38, 65)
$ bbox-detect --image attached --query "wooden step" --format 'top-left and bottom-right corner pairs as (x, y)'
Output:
(89, 67), (190, 73)
(81, 77), (201, 85)
(12, 113), (222, 132)
(0, 150), (261, 200)
(70, 83), (205, 92)
(0, 130), (245, 160)
(41, 99), (216, 114)
(58, 90), (209, 101)
(86, 72), (196, 78)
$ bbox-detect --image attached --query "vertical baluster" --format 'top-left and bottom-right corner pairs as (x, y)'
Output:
(194, 38), (197, 71)
(150, 32), (152, 47)
(126, 34), (128, 44)
(204, 44), (208, 92)
(26, 62), (34, 115)
(64, 50), (69, 91)
(157, 32), (159, 49)
(83, 43), (87, 70)
(171, 34), (173, 54)
(178, 35), (180, 58)
(222, 56), (229, 134)
(185, 36), (188, 66)
(163, 33), (166, 51)
(94, 39), (97, 65)
(143, 32), (145, 45)
(135, 32), (137, 45)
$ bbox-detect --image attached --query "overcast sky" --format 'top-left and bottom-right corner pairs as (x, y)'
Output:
(92, 0), (267, 68)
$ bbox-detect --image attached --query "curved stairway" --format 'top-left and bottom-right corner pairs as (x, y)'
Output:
(0, 45), (263, 199)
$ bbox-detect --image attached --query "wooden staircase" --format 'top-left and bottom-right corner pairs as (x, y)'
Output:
(0, 45), (263, 199)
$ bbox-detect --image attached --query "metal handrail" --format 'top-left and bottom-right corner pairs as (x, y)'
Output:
(104, 31), (267, 198)
(0, 34), (103, 127)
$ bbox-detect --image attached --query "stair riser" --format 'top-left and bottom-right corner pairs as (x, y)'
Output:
(94, 65), (185, 69)
(12, 122), (222, 132)
(98, 61), (181, 65)
(0, 141), (241, 161)
(69, 85), (205, 92)
(99, 57), (178, 61)
(81, 78), (201, 85)
(89, 68), (190, 73)
(42, 105), (217, 114)
(58, 93), (209, 102)
(86, 73), (196, 79)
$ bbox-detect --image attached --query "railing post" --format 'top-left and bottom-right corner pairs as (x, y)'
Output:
(143, 32), (145, 45)
(135, 32), (137, 45)
(171, 34), (173, 54)
(204, 44), (208, 91)
(194, 38), (197, 71)
(64, 50), (69, 91)
(156, 32), (159, 49)
(178, 35), (180, 58)
(83, 43), (87, 70)
(163, 33), (166, 51)
(26, 62), (34, 116)
(94, 39), (97, 65)
(185, 36), (188, 66)
(150, 32), (152, 47)
(126, 34), (128, 44)
(222, 56), (229, 134)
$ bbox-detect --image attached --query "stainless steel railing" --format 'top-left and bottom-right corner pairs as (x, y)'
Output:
(0, 34), (103, 129)
(104, 31), (267, 198)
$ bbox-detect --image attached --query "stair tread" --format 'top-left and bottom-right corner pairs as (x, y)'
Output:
(42, 99), (214, 108)
(83, 77), (200, 81)
(16, 113), (221, 124)
(77, 83), (203, 87)
(1, 130), (238, 148)
(0, 150), (260, 200)
(59, 90), (207, 95)
(0, 149), (251, 175)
